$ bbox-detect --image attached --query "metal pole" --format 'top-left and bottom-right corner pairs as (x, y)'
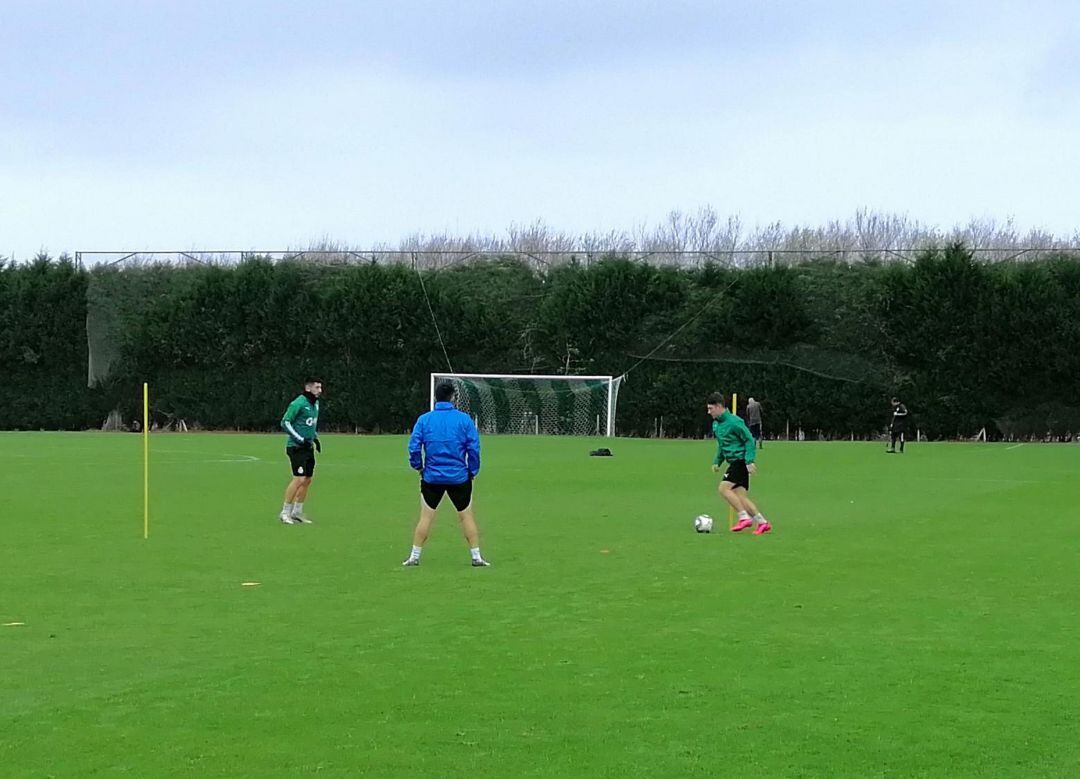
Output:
(606, 378), (615, 437)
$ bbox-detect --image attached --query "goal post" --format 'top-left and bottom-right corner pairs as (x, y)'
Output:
(430, 373), (622, 437)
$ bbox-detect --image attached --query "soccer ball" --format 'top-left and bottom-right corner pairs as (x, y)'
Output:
(694, 514), (714, 533)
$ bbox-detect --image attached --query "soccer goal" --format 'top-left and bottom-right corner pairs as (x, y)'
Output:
(430, 373), (622, 437)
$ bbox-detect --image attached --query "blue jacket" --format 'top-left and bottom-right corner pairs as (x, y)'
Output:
(408, 401), (481, 485)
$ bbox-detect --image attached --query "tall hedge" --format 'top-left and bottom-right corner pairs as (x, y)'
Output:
(3, 246), (1079, 438)
(0, 257), (110, 429)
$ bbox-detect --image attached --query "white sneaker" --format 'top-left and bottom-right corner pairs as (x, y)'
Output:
(291, 513), (313, 524)
(280, 514), (299, 525)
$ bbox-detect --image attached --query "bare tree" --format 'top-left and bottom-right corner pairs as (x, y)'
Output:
(73, 208), (1080, 269)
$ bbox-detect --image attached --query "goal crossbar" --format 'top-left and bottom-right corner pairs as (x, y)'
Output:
(434, 373), (615, 380)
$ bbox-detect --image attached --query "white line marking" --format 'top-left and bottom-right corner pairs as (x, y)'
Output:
(924, 477), (1036, 485)
(1006, 443), (1025, 451)
(155, 449), (262, 463)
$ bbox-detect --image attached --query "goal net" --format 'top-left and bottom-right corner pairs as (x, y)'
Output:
(431, 374), (622, 436)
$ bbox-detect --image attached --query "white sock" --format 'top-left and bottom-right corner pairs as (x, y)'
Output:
(469, 547), (483, 561)
(754, 513), (767, 525)
(738, 510), (751, 521)
(281, 502), (293, 515)
(292, 502), (304, 516)
(410, 545), (423, 560)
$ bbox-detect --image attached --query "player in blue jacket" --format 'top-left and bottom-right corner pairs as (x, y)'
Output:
(402, 382), (489, 567)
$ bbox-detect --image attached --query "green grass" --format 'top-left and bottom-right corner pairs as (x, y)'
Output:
(3, 432), (1079, 777)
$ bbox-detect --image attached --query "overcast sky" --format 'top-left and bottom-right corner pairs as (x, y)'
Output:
(2, 0), (1078, 258)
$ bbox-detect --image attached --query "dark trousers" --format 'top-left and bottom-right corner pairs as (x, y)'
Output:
(889, 430), (905, 452)
(749, 422), (763, 448)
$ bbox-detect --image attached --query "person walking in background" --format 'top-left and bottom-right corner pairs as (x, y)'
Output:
(746, 396), (764, 449)
(887, 397), (908, 453)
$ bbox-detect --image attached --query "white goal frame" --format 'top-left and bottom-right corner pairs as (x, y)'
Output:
(430, 373), (619, 437)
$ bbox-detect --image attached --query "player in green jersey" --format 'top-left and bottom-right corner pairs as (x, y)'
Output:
(279, 378), (322, 525)
(707, 392), (772, 535)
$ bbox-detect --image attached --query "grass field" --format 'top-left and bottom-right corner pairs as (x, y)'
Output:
(3, 432), (1079, 777)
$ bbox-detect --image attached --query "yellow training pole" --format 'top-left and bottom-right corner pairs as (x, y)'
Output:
(143, 382), (149, 539)
(728, 393), (738, 529)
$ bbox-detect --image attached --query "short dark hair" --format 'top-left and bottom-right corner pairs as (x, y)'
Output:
(305, 378), (322, 387)
(706, 392), (726, 407)
(435, 382), (456, 402)
(891, 397), (900, 403)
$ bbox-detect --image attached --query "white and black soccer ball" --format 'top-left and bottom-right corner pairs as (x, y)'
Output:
(694, 514), (714, 533)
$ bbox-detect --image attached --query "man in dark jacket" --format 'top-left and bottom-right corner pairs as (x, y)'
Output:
(403, 382), (489, 567)
(887, 397), (909, 454)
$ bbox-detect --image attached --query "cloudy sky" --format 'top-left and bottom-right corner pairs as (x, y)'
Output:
(1, 0), (1078, 258)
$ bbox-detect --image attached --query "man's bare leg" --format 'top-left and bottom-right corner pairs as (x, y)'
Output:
(280, 476), (306, 522)
(735, 486), (771, 534)
(456, 504), (489, 566)
(291, 477), (314, 521)
(720, 480), (754, 531)
(404, 498), (438, 565)
(457, 505), (480, 548)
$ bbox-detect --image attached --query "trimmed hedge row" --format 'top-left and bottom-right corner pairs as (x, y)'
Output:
(4, 244), (1078, 438)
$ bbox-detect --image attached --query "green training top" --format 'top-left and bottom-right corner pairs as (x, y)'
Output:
(712, 410), (757, 466)
(281, 394), (319, 449)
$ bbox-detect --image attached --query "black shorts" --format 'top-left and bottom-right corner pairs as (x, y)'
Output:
(420, 479), (473, 511)
(287, 445), (316, 477)
(749, 422), (762, 439)
(722, 460), (750, 491)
